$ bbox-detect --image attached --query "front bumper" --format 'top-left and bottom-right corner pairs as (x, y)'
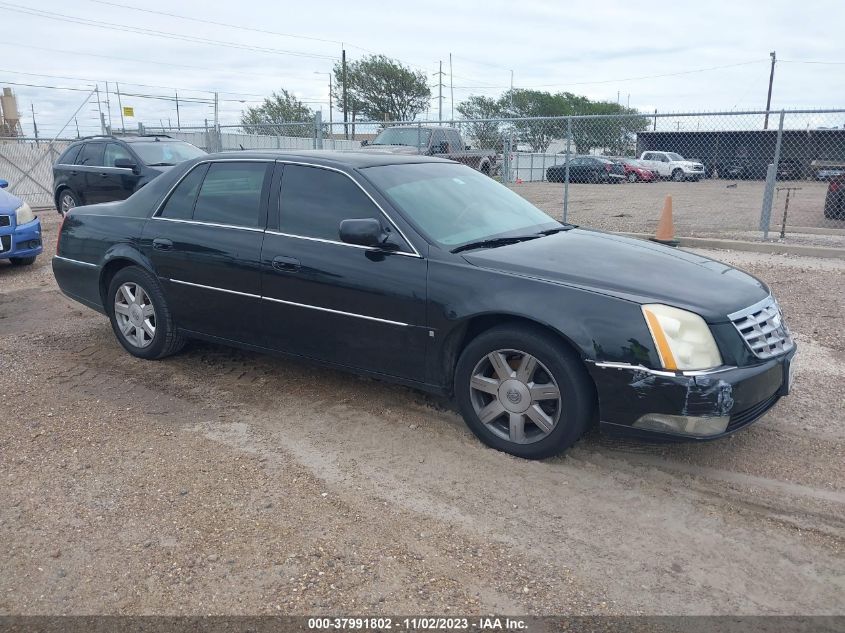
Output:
(587, 347), (796, 442)
(0, 217), (43, 260)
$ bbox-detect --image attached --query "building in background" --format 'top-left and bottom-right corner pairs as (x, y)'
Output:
(0, 88), (23, 137)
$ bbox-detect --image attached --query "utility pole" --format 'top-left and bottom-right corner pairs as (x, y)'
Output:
(213, 92), (219, 128)
(434, 61), (446, 123)
(116, 82), (125, 134)
(449, 53), (454, 122)
(654, 109), (657, 131)
(764, 51), (776, 130)
(509, 70), (514, 112)
(95, 85), (105, 135)
(342, 47), (348, 139)
(105, 81), (113, 133)
(74, 117), (80, 138)
(31, 103), (38, 144)
(175, 91), (181, 130)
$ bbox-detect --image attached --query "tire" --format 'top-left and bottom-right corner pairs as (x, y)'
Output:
(9, 256), (37, 266)
(627, 172), (638, 183)
(671, 169), (684, 182)
(107, 266), (186, 360)
(589, 171), (601, 184)
(58, 188), (80, 216)
(454, 324), (595, 459)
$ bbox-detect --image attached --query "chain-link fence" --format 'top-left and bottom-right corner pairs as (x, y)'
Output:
(3, 109), (844, 243)
(0, 138), (71, 208)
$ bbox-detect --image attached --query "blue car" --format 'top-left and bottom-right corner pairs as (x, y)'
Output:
(0, 178), (43, 266)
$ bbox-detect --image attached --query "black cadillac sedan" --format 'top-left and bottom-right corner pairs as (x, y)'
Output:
(53, 151), (796, 459)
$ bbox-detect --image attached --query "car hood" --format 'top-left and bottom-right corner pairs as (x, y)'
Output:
(0, 187), (22, 213)
(675, 160), (703, 168)
(461, 229), (769, 322)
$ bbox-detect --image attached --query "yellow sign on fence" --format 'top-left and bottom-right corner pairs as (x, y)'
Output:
(122, 106), (134, 117)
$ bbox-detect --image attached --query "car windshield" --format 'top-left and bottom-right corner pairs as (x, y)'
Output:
(372, 128), (432, 148)
(131, 140), (206, 165)
(363, 163), (560, 248)
(666, 152), (684, 161)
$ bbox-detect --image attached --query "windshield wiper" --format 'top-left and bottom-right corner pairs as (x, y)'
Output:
(538, 225), (575, 235)
(147, 162), (175, 166)
(451, 235), (541, 254)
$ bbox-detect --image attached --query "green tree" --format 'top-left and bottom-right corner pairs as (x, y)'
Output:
(334, 55), (431, 122)
(240, 89), (314, 136)
(569, 101), (649, 156)
(456, 95), (503, 149)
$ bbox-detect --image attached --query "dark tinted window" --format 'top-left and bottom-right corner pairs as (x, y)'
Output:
(58, 145), (82, 165)
(104, 143), (132, 167)
(280, 164), (382, 241)
(193, 162), (267, 228)
(77, 143), (104, 166)
(159, 164), (208, 220)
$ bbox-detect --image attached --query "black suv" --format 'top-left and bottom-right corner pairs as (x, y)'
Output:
(53, 135), (205, 214)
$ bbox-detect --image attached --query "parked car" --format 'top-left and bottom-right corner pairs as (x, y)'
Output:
(546, 156), (626, 183)
(0, 179), (43, 266)
(53, 134), (206, 215)
(824, 175), (845, 220)
(723, 158), (800, 180)
(639, 151), (705, 181)
(360, 126), (497, 175)
(53, 151), (796, 460)
(610, 158), (656, 182)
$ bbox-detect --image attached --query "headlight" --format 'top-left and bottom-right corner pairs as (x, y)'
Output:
(15, 202), (34, 225)
(642, 304), (722, 371)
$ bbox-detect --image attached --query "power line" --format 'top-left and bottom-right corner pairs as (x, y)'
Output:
(0, 3), (340, 61)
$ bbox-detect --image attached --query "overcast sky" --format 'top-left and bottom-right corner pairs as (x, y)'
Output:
(1, 0), (843, 137)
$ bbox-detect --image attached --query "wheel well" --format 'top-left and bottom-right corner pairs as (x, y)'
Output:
(99, 258), (137, 306)
(442, 314), (589, 393)
(54, 185), (69, 210)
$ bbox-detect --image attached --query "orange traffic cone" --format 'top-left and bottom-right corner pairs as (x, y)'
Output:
(650, 194), (679, 247)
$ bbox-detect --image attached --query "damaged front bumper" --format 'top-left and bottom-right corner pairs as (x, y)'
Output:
(586, 347), (796, 441)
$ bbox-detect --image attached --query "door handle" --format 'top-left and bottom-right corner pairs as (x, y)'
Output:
(272, 255), (300, 272)
(152, 238), (173, 251)
(100, 172), (109, 178)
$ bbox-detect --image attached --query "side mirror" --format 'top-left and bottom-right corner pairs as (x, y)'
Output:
(360, 139), (369, 147)
(0, 179), (8, 189)
(339, 218), (384, 247)
(114, 157), (138, 171)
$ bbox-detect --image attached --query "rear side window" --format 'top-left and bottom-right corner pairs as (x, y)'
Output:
(77, 143), (104, 166)
(58, 145), (82, 165)
(279, 164), (382, 240)
(193, 162), (268, 228)
(159, 164), (208, 220)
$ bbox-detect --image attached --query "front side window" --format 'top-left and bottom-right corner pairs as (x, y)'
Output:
(363, 162), (558, 249)
(193, 162), (268, 228)
(77, 143), (104, 166)
(279, 164), (383, 241)
(158, 164), (208, 220)
(104, 143), (132, 167)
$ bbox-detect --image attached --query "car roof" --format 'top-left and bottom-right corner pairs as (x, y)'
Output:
(71, 135), (184, 144)
(200, 149), (454, 169)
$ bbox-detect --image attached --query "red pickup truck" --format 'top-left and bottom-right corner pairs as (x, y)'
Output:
(360, 125), (497, 175)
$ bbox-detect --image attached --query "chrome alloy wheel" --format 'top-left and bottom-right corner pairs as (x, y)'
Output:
(60, 192), (76, 214)
(469, 349), (562, 444)
(114, 282), (156, 348)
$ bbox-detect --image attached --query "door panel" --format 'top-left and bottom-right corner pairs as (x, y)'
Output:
(260, 162), (428, 382)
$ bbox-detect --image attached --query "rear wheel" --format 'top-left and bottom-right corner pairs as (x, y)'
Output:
(455, 325), (594, 459)
(107, 266), (186, 360)
(589, 171), (601, 184)
(627, 171), (638, 183)
(10, 256), (36, 266)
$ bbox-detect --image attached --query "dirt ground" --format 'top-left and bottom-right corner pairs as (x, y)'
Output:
(512, 178), (845, 244)
(0, 212), (843, 616)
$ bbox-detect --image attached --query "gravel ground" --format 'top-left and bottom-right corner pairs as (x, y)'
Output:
(0, 212), (843, 616)
(511, 179), (845, 247)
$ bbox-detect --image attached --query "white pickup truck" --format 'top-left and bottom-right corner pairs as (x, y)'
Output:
(639, 151), (706, 181)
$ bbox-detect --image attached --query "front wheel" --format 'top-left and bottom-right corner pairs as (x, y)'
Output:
(627, 172), (638, 183)
(107, 266), (186, 360)
(671, 169), (684, 182)
(455, 325), (595, 459)
(9, 256), (37, 266)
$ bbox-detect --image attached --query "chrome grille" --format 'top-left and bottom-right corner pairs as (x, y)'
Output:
(728, 296), (794, 360)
